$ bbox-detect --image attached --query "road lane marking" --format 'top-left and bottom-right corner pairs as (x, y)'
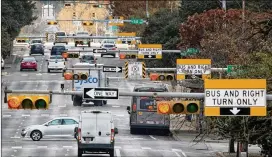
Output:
(60, 114), (67, 116)
(141, 147), (151, 150)
(50, 74), (57, 75)
(63, 146), (73, 148)
(116, 148), (121, 157)
(114, 115), (124, 117)
(172, 149), (187, 157)
(58, 105), (66, 107)
(21, 74), (28, 76)
(149, 135), (156, 140)
(37, 146), (48, 148)
(115, 146), (121, 149)
(36, 73), (42, 75)
(3, 115), (11, 117)
(133, 138), (143, 140)
(41, 114), (50, 117)
(10, 137), (21, 139)
(12, 146), (22, 149)
(22, 114), (30, 117)
(174, 151), (182, 157)
(112, 106), (120, 108)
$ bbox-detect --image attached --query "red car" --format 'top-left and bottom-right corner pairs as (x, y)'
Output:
(20, 57), (37, 71)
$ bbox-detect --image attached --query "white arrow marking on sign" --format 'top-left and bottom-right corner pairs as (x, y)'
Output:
(148, 55), (152, 58)
(86, 89), (117, 98)
(116, 67), (122, 72)
(230, 108), (240, 115)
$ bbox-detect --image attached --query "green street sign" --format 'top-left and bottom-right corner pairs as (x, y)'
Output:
(111, 26), (118, 31)
(227, 65), (244, 76)
(180, 48), (200, 56)
(130, 19), (144, 24)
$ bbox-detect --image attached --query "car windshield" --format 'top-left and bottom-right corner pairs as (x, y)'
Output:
(56, 32), (65, 36)
(23, 58), (35, 62)
(52, 46), (65, 51)
(104, 45), (114, 48)
(31, 44), (43, 49)
(32, 40), (41, 43)
(82, 55), (94, 60)
(50, 56), (63, 59)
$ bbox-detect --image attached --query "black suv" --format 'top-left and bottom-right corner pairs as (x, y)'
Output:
(30, 44), (44, 55)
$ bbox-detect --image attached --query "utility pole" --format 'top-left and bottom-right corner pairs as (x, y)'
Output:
(221, 0), (227, 11)
(146, 0), (149, 18)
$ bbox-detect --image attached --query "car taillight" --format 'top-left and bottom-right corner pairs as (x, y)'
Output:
(78, 128), (81, 141)
(110, 129), (114, 142)
(112, 48), (116, 50)
(140, 97), (148, 99)
(21, 62), (25, 64)
(132, 103), (136, 111)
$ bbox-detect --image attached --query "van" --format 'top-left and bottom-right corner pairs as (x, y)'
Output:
(75, 110), (118, 157)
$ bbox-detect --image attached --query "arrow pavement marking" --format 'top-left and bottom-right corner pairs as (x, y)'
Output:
(230, 107), (240, 115)
(86, 89), (118, 98)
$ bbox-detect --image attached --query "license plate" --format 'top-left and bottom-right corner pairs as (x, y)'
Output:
(146, 121), (154, 124)
(26, 63), (30, 65)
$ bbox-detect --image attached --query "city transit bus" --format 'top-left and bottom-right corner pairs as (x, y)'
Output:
(126, 84), (171, 135)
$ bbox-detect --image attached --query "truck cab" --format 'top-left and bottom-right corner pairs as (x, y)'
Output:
(71, 63), (107, 106)
(54, 31), (68, 45)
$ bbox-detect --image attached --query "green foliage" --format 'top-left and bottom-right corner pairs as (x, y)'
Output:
(1, 0), (37, 58)
(139, 9), (181, 68)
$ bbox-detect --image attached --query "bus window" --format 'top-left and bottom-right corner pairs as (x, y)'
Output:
(139, 99), (156, 110)
(56, 32), (66, 36)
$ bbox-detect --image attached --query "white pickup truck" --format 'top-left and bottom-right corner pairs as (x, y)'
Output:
(47, 55), (66, 72)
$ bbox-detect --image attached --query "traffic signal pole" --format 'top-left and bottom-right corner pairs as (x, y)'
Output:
(4, 89), (272, 100)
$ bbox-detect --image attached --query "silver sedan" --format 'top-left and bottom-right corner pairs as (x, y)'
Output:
(21, 117), (78, 141)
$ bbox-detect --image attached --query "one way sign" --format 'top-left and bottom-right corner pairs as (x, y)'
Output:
(103, 66), (122, 73)
(83, 88), (119, 100)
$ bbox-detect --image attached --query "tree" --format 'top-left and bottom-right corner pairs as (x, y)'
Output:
(1, 0), (37, 58)
(138, 9), (181, 68)
(179, 8), (272, 156)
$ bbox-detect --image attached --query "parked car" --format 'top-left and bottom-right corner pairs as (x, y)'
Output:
(30, 44), (45, 55)
(20, 57), (38, 71)
(21, 117), (79, 141)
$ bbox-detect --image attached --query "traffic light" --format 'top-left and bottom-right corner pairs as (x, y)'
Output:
(157, 101), (200, 114)
(82, 21), (93, 26)
(73, 12), (76, 17)
(92, 13), (96, 17)
(7, 94), (50, 109)
(16, 38), (29, 43)
(93, 4), (102, 8)
(119, 53), (137, 59)
(150, 73), (175, 81)
(62, 52), (79, 58)
(63, 72), (88, 80)
(64, 3), (71, 6)
(47, 21), (58, 25)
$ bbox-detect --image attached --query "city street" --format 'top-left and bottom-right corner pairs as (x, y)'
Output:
(1, 48), (217, 157)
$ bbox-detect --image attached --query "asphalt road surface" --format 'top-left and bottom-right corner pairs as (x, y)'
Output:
(2, 45), (216, 157)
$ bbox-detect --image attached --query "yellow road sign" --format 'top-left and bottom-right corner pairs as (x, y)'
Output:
(109, 16), (124, 26)
(204, 79), (267, 116)
(176, 59), (211, 80)
(137, 44), (162, 59)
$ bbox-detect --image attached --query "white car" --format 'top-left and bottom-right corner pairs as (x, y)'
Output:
(1, 57), (4, 69)
(21, 117), (79, 141)
(47, 55), (66, 72)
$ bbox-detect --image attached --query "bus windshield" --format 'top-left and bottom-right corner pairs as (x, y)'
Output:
(139, 99), (156, 110)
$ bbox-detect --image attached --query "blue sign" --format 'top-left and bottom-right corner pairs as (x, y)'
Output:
(74, 75), (99, 91)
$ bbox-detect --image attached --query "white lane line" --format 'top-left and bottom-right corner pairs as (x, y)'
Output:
(63, 146), (73, 148)
(10, 137), (21, 139)
(3, 115), (11, 117)
(112, 106), (120, 108)
(174, 151), (182, 157)
(115, 115), (124, 117)
(12, 146), (22, 149)
(21, 74), (28, 76)
(116, 148), (121, 157)
(133, 138), (143, 140)
(37, 146), (48, 148)
(172, 149), (187, 157)
(36, 73), (42, 76)
(22, 114), (30, 117)
(141, 147), (151, 150)
(115, 146), (122, 149)
(149, 135), (156, 140)
(58, 105), (66, 108)
(60, 114), (67, 116)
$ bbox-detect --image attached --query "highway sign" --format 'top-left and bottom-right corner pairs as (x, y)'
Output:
(227, 65), (244, 76)
(117, 32), (136, 44)
(109, 16), (124, 26)
(93, 49), (107, 53)
(137, 44), (162, 59)
(103, 66), (122, 73)
(46, 33), (56, 42)
(176, 59), (211, 80)
(83, 88), (119, 99)
(130, 18), (144, 24)
(181, 48), (200, 56)
(204, 79), (266, 116)
(125, 62), (146, 79)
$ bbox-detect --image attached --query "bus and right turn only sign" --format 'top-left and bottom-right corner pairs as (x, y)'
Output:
(204, 79), (267, 116)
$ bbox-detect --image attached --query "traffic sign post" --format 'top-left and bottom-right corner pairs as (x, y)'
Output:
(83, 88), (119, 100)
(130, 18), (144, 24)
(109, 16), (124, 27)
(204, 79), (267, 116)
(137, 44), (162, 59)
(124, 61), (146, 79)
(93, 49), (107, 53)
(103, 66), (122, 73)
(176, 59), (211, 80)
